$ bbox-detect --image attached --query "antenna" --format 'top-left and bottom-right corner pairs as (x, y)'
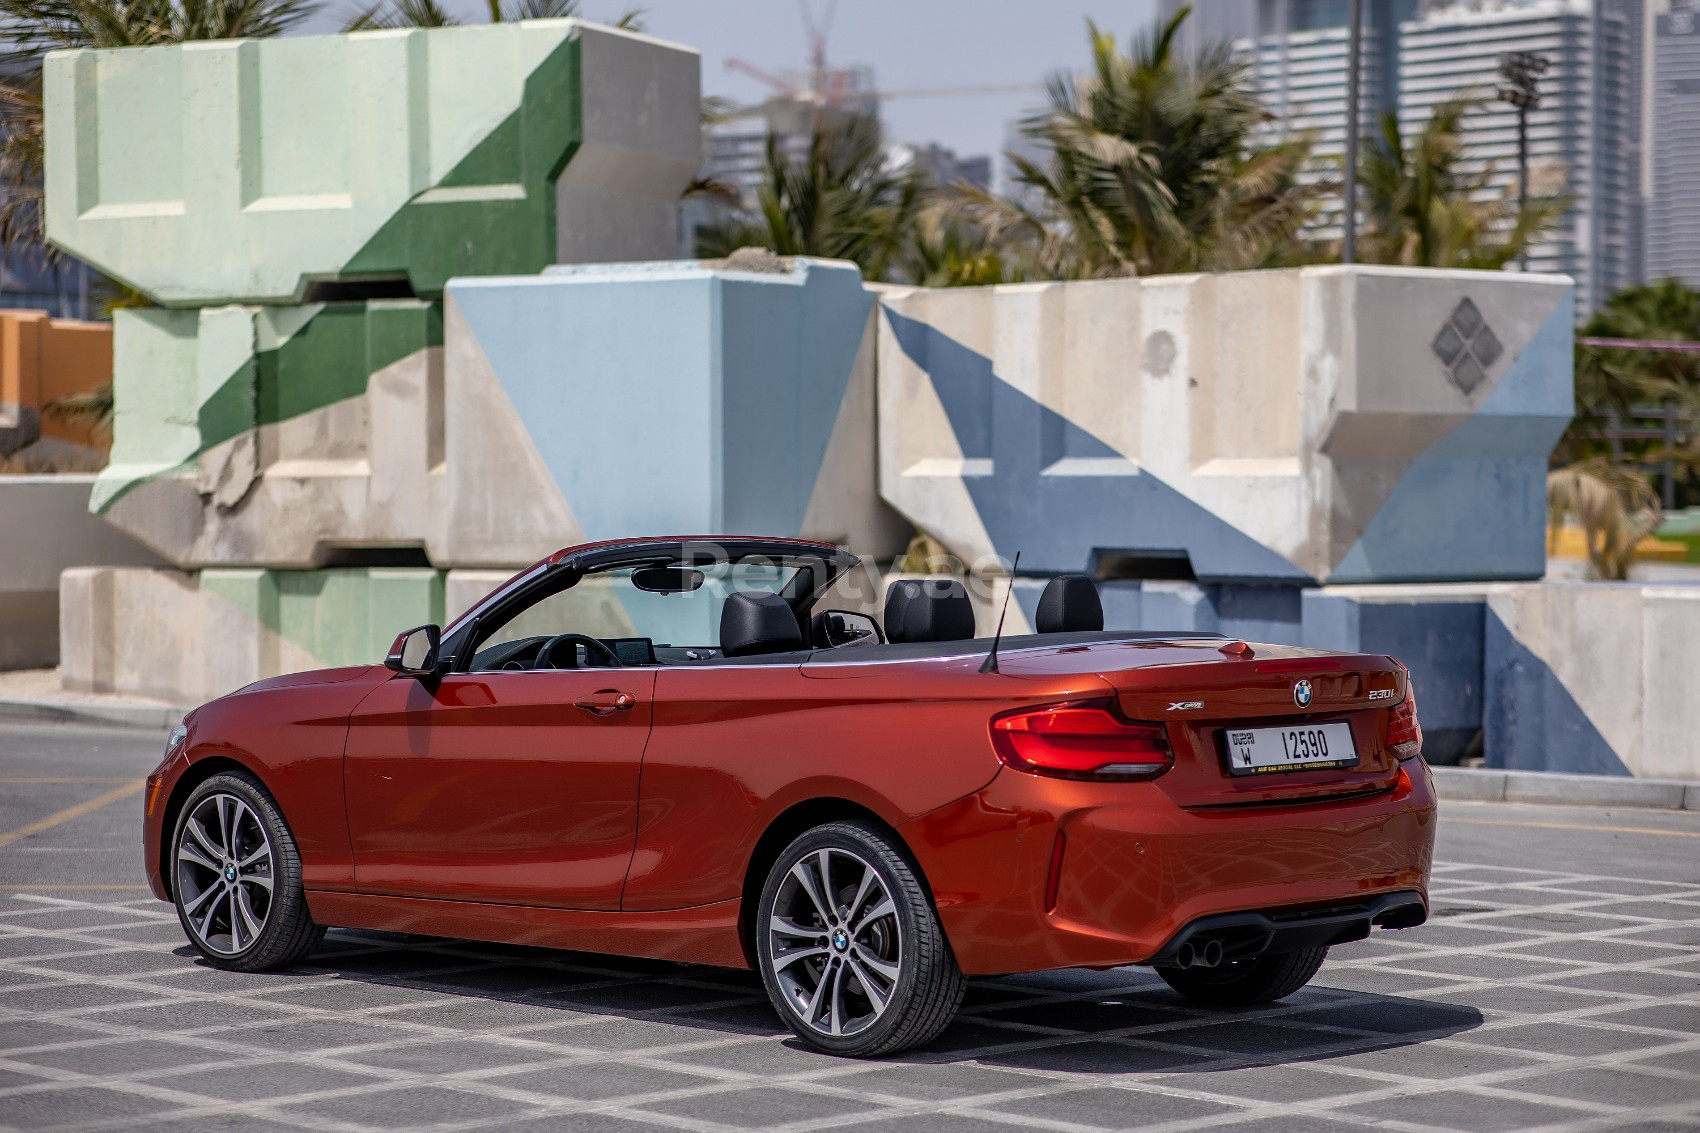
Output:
(979, 551), (1020, 674)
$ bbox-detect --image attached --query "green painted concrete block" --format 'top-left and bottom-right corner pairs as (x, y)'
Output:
(204, 567), (445, 668)
(44, 21), (699, 306)
(94, 299), (442, 513)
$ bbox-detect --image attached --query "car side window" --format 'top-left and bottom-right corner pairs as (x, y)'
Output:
(468, 563), (799, 670)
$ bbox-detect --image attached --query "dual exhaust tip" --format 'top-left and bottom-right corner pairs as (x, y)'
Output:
(1172, 938), (1225, 970)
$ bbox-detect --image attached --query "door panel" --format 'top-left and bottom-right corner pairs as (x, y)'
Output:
(343, 670), (656, 910)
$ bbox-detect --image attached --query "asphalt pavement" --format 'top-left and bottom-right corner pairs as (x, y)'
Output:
(0, 717), (1696, 1132)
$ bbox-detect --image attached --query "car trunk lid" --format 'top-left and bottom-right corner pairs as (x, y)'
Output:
(1002, 638), (1407, 807)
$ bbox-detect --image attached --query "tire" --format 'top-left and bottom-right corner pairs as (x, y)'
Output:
(1155, 946), (1328, 1007)
(755, 820), (965, 1057)
(170, 770), (324, 972)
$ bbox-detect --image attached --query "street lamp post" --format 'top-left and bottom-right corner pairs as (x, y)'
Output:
(1497, 50), (1549, 271)
(1342, 0), (1362, 264)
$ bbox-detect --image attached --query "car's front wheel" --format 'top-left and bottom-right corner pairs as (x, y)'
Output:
(170, 771), (323, 972)
(756, 820), (964, 1057)
(1155, 946), (1328, 1006)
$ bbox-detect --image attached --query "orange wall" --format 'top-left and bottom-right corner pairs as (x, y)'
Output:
(0, 309), (113, 453)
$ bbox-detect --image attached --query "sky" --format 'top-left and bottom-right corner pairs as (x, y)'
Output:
(302, 1), (1160, 171)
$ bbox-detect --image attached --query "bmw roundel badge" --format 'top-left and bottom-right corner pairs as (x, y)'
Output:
(1293, 679), (1313, 708)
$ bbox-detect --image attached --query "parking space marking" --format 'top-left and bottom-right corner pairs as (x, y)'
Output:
(0, 858), (1695, 1131)
(0, 781), (144, 848)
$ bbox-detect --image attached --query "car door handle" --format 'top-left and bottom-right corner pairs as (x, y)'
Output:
(575, 690), (636, 716)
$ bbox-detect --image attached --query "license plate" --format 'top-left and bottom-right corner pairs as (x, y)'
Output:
(1222, 722), (1357, 775)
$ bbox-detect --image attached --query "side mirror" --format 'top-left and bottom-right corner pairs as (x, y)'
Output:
(812, 609), (883, 648)
(385, 624), (441, 677)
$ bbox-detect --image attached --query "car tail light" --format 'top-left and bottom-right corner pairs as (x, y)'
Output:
(990, 701), (1173, 781)
(1387, 682), (1423, 761)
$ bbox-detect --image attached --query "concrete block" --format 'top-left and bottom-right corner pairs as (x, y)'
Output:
(1484, 582), (1700, 779)
(44, 22), (701, 306)
(93, 300), (443, 568)
(1, 476), (164, 669)
(1428, 767), (1507, 802)
(1501, 770), (1689, 810)
(441, 258), (910, 566)
(1687, 783), (1700, 811)
(62, 565), (443, 703)
(876, 266), (1573, 585)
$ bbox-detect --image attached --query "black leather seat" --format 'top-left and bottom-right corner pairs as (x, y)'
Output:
(884, 578), (976, 643)
(720, 592), (805, 657)
(1035, 574), (1103, 633)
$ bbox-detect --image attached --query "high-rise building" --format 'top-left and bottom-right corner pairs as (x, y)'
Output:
(1159, 0), (1643, 313)
(1649, 3), (1700, 284)
(1400, 0), (1636, 313)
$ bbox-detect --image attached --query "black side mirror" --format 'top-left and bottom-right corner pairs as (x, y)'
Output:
(811, 609), (884, 648)
(385, 624), (441, 677)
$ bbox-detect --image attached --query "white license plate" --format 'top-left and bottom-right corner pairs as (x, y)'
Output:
(1223, 722), (1357, 775)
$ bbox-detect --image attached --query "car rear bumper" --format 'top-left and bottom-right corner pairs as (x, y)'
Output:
(902, 759), (1437, 976)
(1147, 890), (1427, 971)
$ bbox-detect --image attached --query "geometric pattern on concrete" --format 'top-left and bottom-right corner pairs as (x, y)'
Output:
(876, 267), (1575, 585)
(1485, 583), (1700, 781)
(45, 23), (700, 307)
(446, 260), (909, 564)
(2, 860), (1696, 1131)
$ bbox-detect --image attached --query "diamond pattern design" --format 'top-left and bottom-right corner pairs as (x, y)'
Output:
(1432, 298), (1505, 395)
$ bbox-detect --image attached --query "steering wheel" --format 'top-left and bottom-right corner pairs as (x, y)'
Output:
(535, 633), (620, 670)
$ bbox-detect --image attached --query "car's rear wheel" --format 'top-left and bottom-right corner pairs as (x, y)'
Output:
(171, 771), (323, 972)
(756, 820), (964, 1057)
(1155, 946), (1328, 1006)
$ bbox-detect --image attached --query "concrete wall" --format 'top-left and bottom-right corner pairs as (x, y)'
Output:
(93, 299), (445, 567)
(0, 477), (164, 669)
(876, 267), (1574, 586)
(44, 22), (700, 306)
(62, 565), (442, 704)
(0, 311), (112, 463)
(443, 258), (910, 564)
(1485, 583), (1700, 780)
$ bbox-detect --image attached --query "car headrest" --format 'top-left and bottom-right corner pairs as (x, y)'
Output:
(1036, 574), (1103, 633)
(884, 578), (976, 643)
(720, 592), (805, 658)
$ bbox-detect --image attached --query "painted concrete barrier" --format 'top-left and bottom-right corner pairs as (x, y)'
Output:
(876, 267), (1573, 585)
(0, 477), (163, 669)
(61, 565), (442, 704)
(44, 22), (700, 305)
(93, 298), (444, 567)
(444, 258), (909, 562)
(1485, 582), (1700, 780)
(0, 310), (112, 465)
(1429, 767), (1700, 810)
(87, 258), (908, 570)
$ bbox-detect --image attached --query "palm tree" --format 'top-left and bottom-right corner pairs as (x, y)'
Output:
(1547, 459), (1662, 581)
(1554, 278), (1700, 514)
(694, 112), (923, 283)
(1356, 96), (1567, 269)
(945, 6), (1325, 279)
(343, 0), (641, 31)
(0, 0), (320, 259)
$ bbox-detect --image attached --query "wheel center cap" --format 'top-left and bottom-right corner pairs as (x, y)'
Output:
(224, 865), (237, 882)
(831, 929), (849, 952)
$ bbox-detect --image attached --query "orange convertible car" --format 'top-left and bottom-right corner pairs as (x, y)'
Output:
(143, 537), (1436, 1056)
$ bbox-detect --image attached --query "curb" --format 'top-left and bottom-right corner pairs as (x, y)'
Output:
(1430, 766), (1700, 812)
(0, 697), (189, 732)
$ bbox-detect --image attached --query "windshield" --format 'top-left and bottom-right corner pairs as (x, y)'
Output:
(469, 560), (805, 668)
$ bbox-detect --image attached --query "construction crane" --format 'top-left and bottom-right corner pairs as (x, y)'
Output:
(720, 0), (1037, 120)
